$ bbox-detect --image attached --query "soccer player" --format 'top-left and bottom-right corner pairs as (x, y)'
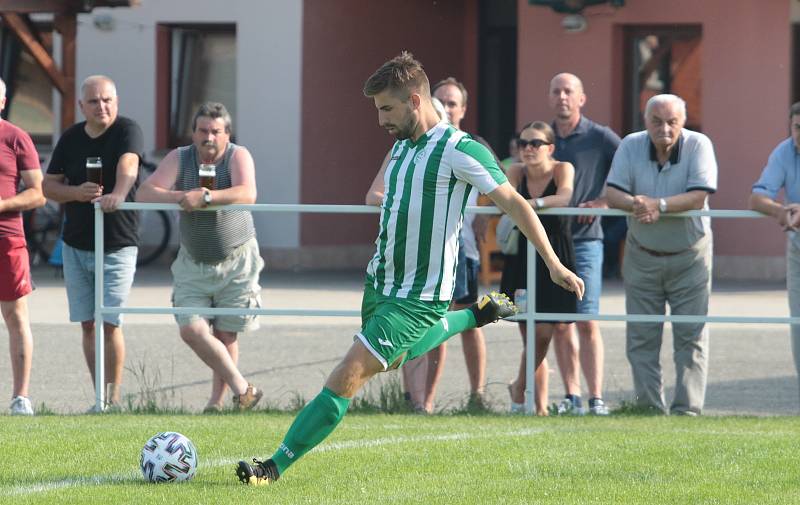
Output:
(236, 52), (584, 485)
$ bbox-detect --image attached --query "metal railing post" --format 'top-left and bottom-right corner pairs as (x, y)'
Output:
(524, 242), (537, 415)
(94, 203), (105, 412)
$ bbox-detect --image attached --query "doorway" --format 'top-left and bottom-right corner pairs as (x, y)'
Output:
(478, 0), (517, 158)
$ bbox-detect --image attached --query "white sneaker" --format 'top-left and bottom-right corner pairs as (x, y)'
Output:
(556, 397), (585, 416)
(10, 396), (34, 416)
(588, 399), (610, 416)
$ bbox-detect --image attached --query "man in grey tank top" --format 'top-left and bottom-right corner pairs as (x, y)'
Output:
(137, 102), (263, 412)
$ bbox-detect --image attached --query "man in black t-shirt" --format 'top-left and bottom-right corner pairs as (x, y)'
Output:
(43, 75), (143, 409)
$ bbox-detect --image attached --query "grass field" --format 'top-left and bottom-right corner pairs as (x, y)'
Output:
(2, 413), (799, 504)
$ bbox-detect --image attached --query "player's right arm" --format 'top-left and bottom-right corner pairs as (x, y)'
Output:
(365, 150), (391, 206)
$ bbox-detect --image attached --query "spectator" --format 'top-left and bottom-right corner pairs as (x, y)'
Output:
(502, 134), (520, 170)
(749, 101), (800, 405)
(43, 75), (142, 409)
(607, 94), (717, 415)
(0, 77), (45, 415)
(549, 73), (620, 416)
(136, 102), (263, 412)
(501, 121), (576, 415)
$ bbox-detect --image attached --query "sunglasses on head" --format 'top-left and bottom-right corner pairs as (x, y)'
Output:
(517, 138), (551, 149)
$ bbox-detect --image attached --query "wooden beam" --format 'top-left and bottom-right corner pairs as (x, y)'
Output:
(54, 13), (76, 130)
(0, 13), (66, 93)
(0, 0), (140, 14)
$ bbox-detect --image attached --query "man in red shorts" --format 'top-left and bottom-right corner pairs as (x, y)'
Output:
(0, 77), (46, 415)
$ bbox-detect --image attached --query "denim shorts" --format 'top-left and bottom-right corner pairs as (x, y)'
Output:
(573, 239), (603, 314)
(452, 256), (480, 305)
(62, 243), (138, 326)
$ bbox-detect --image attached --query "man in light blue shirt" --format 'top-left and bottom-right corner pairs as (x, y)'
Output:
(750, 101), (800, 404)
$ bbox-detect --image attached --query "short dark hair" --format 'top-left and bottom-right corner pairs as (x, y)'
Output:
(363, 51), (430, 100)
(431, 77), (468, 107)
(519, 121), (556, 145)
(192, 102), (232, 134)
(791, 102), (800, 118)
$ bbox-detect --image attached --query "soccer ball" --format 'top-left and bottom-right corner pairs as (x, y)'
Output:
(140, 432), (198, 483)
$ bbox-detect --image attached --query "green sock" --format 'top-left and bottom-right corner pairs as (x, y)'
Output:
(271, 387), (350, 475)
(406, 308), (477, 361)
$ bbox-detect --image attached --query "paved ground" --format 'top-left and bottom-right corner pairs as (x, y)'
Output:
(1, 264), (798, 415)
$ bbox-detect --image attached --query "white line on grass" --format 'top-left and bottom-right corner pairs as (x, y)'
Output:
(3, 428), (544, 497)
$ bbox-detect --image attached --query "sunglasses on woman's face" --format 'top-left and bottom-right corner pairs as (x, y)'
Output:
(517, 138), (551, 149)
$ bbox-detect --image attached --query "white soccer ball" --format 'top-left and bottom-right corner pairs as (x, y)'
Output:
(140, 432), (198, 483)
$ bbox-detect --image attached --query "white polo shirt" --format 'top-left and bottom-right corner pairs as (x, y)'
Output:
(607, 129), (718, 252)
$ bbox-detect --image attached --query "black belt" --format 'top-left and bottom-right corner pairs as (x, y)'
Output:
(636, 243), (685, 257)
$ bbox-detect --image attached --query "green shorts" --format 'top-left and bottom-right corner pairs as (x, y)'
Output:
(356, 275), (449, 370)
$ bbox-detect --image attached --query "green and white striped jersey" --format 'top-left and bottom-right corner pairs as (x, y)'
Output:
(367, 121), (507, 301)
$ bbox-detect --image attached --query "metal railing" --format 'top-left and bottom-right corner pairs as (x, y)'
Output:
(91, 202), (789, 414)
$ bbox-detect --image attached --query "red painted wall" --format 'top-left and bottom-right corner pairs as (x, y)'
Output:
(300, 0), (479, 247)
(517, 0), (791, 256)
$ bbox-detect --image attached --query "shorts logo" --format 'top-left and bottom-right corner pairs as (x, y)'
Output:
(378, 338), (393, 347)
(441, 318), (449, 333)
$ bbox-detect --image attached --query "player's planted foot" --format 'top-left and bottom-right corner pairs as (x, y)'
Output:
(469, 291), (517, 327)
(236, 458), (279, 486)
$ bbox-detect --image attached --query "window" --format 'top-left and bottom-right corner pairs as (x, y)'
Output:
(0, 24), (55, 145)
(623, 25), (702, 134)
(156, 24), (236, 148)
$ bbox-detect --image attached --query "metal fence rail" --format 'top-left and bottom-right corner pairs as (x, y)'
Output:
(92, 202), (784, 413)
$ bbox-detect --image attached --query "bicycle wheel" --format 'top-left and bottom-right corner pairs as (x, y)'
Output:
(137, 210), (172, 266)
(23, 200), (62, 265)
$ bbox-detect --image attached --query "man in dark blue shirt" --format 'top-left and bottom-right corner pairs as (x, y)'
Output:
(549, 73), (620, 416)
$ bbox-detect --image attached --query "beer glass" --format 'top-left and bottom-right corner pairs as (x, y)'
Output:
(199, 164), (216, 190)
(86, 157), (103, 184)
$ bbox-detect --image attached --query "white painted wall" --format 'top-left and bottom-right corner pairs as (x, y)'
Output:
(73, 0), (303, 247)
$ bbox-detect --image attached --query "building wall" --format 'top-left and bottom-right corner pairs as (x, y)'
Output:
(75, 0), (303, 248)
(517, 0), (791, 278)
(299, 0), (479, 260)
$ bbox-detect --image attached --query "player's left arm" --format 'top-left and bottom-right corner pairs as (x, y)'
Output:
(453, 137), (583, 298)
(487, 182), (584, 299)
(211, 146), (257, 204)
(0, 168), (45, 213)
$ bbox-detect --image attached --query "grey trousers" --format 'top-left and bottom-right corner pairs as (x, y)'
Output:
(622, 234), (712, 415)
(787, 239), (800, 403)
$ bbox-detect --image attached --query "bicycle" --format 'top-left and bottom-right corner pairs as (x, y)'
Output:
(22, 158), (174, 267)
(22, 198), (62, 266)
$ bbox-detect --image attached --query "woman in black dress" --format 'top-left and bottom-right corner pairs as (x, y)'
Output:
(501, 121), (576, 415)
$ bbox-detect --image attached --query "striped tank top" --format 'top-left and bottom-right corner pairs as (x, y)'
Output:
(175, 143), (255, 263)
